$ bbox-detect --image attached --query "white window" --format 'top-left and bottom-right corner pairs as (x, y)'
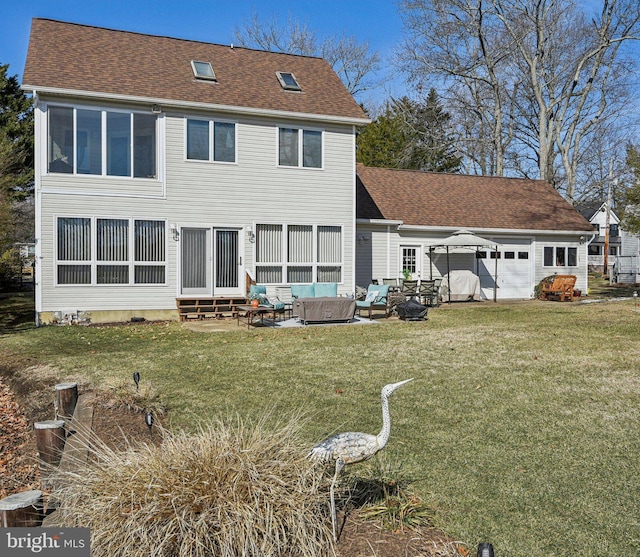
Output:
(48, 106), (157, 179)
(278, 128), (322, 168)
(543, 246), (577, 267)
(56, 217), (166, 285)
(186, 119), (236, 163)
(255, 224), (342, 283)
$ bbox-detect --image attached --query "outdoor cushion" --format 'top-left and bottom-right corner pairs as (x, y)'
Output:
(291, 284), (315, 299)
(314, 283), (338, 297)
(249, 285), (267, 298)
(263, 296), (286, 310)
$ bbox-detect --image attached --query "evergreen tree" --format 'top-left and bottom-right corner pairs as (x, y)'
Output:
(357, 91), (461, 173)
(0, 64), (33, 201)
(621, 144), (640, 234)
(0, 64), (34, 288)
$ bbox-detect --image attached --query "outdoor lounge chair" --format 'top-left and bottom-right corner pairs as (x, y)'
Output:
(356, 284), (390, 319)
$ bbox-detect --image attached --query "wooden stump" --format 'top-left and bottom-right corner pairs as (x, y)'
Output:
(34, 420), (66, 470)
(0, 490), (43, 527)
(55, 382), (78, 420)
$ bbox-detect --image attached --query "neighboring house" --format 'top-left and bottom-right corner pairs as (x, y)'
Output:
(23, 19), (368, 324)
(618, 210), (640, 284)
(356, 164), (596, 300)
(576, 202), (621, 274)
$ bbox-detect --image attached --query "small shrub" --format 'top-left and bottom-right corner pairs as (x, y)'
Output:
(50, 414), (335, 556)
(101, 376), (165, 416)
(347, 457), (434, 532)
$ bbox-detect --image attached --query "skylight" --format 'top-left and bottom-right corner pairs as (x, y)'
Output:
(191, 61), (216, 81)
(276, 71), (301, 91)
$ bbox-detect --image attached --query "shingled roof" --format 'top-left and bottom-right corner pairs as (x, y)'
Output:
(23, 18), (368, 123)
(356, 164), (595, 232)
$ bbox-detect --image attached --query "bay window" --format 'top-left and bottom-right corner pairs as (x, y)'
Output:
(255, 224), (342, 284)
(57, 217), (166, 285)
(48, 106), (157, 178)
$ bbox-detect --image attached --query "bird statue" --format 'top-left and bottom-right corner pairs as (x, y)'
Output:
(133, 371), (140, 391)
(308, 378), (414, 541)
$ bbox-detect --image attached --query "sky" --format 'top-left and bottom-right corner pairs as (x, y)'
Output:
(2, 0), (408, 105)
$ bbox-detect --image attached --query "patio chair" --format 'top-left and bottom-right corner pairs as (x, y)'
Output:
(382, 278), (399, 292)
(356, 284), (390, 319)
(418, 280), (435, 305)
(248, 284), (286, 321)
(400, 279), (418, 297)
(417, 279), (442, 307)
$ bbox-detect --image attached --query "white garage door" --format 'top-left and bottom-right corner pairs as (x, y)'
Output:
(477, 241), (533, 299)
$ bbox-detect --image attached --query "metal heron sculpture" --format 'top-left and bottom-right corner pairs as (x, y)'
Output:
(308, 378), (414, 541)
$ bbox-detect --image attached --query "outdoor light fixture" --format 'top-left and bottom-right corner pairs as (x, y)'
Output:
(151, 104), (161, 114)
(170, 224), (180, 242)
(145, 411), (154, 435)
(133, 372), (140, 390)
(477, 543), (495, 557)
(246, 225), (255, 243)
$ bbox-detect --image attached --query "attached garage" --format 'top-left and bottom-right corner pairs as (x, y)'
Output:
(355, 164), (596, 300)
(477, 240), (533, 299)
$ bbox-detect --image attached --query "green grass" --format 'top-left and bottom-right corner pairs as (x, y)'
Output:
(1, 296), (639, 555)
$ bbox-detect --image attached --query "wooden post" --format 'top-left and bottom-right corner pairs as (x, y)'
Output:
(55, 382), (78, 420)
(34, 420), (66, 470)
(0, 490), (43, 527)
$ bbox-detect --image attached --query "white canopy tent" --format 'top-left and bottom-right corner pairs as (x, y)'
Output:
(428, 230), (500, 302)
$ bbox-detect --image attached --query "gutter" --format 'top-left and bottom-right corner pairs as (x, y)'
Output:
(21, 84), (371, 126)
(357, 219), (597, 237)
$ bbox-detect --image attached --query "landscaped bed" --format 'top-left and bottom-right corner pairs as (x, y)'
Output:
(1, 291), (639, 556)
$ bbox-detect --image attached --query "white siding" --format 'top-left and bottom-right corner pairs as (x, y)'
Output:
(357, 225), (589, 300)
(37, 100), (357, 317)
(533, 236), (588, 294)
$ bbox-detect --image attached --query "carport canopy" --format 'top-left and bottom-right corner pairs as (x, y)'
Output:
(428, 230), (500, 302)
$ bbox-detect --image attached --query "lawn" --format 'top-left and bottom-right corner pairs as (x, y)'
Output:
(1, 294), (639, 556)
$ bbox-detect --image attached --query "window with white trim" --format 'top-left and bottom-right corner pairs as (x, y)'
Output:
(278, 128), (322, 168)
(57, 217), (166, 285)
(186, 119), (236, 162)
(48, 106), (157, 178)
(543, 246), (577, 267)
(255, 224), (342, 283)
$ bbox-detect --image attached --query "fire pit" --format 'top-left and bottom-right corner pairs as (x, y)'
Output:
(396, 297), (428, 321)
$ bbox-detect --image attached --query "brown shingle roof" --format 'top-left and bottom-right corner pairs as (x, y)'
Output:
(23, 19), (367, 122)
(356, 164), (595, 232)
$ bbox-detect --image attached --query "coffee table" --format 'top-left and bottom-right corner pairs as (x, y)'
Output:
(236, 305), (281, 329)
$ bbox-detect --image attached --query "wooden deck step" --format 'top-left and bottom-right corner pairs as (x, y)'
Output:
(176, 297), (247, 321)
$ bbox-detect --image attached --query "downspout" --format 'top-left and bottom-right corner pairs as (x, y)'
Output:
(494, 245), (498, 303)
(33, 90), (41, 327)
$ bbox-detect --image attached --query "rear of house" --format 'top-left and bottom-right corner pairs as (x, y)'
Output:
(356, 165), (596, 300)
(23, 19), (368, 324)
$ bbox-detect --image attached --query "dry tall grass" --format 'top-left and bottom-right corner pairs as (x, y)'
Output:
(51, 415), (336, 557)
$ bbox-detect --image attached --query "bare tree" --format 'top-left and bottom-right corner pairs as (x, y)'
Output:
(493, 0), (640, 200)
(398, 0), (518, 176)
(233, 12), (381, 98)
(397, 0), (640, 202)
